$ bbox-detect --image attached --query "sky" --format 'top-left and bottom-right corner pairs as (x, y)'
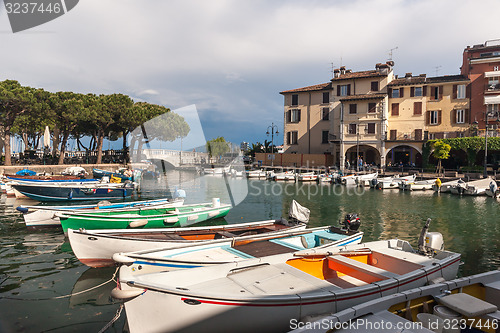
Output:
(1, 0), (499, 150)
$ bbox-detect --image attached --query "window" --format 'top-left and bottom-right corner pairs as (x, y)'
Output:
(487, 104), (499, 114)
(287, 109), (301, 123)
(367, 123), (375, 134)
(392, 88), (400, 98)
(371, 81), (379, 91)
(349, 104), (357, 114)
(322, 131), (329, 144)
(391, 103), (399, 116)
(322, 92), (329, 104)
(430, 86), (442, 100)
(495, 66), (499, 71)
(291, 94), (298, 106)
(457, 85), (466, 99)
(456, 109), (465, 123)
(414, 87), (423, 97)
(390, 129), (397, 140)
(429, 110), (439, 125)
(322, 107), (329, 121)
(413, 102), (422, 115)
(339, 85), (349, 96)
(488, 77), (499, 90)
(348, 123), (357, 134)
(287, 131), (298, 145)
(415, 129), (422, 141)
(368, 103), (377, 113)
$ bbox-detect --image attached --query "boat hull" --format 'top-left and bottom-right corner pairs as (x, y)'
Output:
(12, 183), (133, 202)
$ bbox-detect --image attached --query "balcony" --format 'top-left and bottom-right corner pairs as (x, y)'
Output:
(486, 83), (500, 92)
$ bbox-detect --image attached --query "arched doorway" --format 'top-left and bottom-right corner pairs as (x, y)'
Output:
(386, 145), (422, 168)
(345, 145), (381, 168)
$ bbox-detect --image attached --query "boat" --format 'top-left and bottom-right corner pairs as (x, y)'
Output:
(92, 168), (133, 182)
(369, 176), (392, 188)
(293, 269), (500, 333)
(355, 172), (378, 187)
(16, 197), (184, 228)
(68, 219), (310, 268)
(297, 172), (318, 182)
(204, 166), (230, 175)
(450, 177), (493, 196)
(11, 181), (135, 202)
(112, 219), (460, 333)
(274, 171), (296, 181)
(317, 173), (333, 183)
(56, 201), (232, 234)
(375, 174), (416, 189)
(246, 169), (267, 178)
(4, 174), (84, 181)
(400, 178), (437, 191)
(112, 221), (363, 276)
(340, 174), (357, 186)
(432, 178), (461, 192)
(486, 180), (499, 198)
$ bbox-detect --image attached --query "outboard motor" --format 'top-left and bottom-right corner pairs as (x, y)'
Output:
(371, 178), (378, 187)
(418, 218), (444, 255)
(342, 213), (361, 232)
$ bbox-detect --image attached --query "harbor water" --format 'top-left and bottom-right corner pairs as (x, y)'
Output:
(0, 170), (499, 332)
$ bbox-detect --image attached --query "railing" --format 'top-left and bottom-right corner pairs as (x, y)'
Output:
(485, 83), (500, 91)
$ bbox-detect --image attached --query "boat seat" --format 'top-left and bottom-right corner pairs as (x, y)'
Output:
(327, 255), (397, 283)
(485, 280), (500, 307)
(438, 293), (497, 317)
(216, 231), (237, 238)
(161, 234), (185, 240)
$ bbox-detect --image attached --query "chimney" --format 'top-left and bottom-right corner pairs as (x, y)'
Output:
(405, 73), (412, 79)
(419, 74), (427, 78)
(340, 66), (346, 75)
(386, 60), (395, 67)
(334, 69), (340, 78)
(345, 69), (352, 74)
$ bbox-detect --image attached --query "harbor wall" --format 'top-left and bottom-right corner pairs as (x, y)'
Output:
(255, 153), (333, 168)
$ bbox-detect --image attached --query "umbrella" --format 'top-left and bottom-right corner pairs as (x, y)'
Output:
(43, 126), (50, 148)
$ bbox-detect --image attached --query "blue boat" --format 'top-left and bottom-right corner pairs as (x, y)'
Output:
(92, 168), (133, 182)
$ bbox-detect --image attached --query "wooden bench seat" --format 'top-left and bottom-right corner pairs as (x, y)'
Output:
(327, 255), (397, 283)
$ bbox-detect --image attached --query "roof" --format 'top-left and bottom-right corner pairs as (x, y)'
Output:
(388, 75), (470, 87)
(280, 82), (331, 94)
(331, 70), (387, 82)
(339, 93), (387, 102)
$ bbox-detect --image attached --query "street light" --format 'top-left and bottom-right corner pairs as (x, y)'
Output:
(474, 111), (500, 177)
(266, 123), (279, 167)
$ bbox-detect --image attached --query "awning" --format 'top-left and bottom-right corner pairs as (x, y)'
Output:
(484, 71), (500, 78)
(484, 95), (500, 105)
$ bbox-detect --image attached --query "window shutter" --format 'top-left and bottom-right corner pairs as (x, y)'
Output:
(415, 129), (422, 141)
(465, 108), (469, 123)
(400, 87), (404, 98)
(287, 132), (290, 145)
(337, 85), (341, 96)
(451, 109), (456, 124)
(439, 86), (443, 100)
(422, 85), (427, 96)
(387, 87), (392, 97)
(438, 110), (442, 125)
(391, 103), (399, 116)
(297, 110), (301, 122)
(390, 130), (397, 140)
(425, 111), (430, 125)
(286, 110), (291, 123)
(410, 87), (415, 97)
(453, 85), (457, 99)
(347, 84), (351, 96)
(414, 102), (422, 115)
(466, 85), (471, 98)
(350, 104), (357, 114)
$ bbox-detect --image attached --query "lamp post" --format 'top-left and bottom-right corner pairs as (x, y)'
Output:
(266, 123), (279, 167)
(475, 111), (500, 178)
(356, 121), (367, 172)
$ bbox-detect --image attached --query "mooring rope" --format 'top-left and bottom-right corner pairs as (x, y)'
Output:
(0, 266), (119, 301)
(97, 304), (124, 333)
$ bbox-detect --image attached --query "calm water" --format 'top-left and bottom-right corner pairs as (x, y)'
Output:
(0, 171), (499, 332)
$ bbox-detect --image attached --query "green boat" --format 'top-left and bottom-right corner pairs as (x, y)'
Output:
(57, 202), (232, 234)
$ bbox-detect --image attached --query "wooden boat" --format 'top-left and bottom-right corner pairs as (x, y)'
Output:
(69, 219), (311, 268)
(112, 223), (363, 275)
(297, 172), (318, 182)
(11, 181), (134, 202)
(274, 171), (296, 181)
(450, 177), (493, 196)
(57, 201), (232, 234)
(112, 220), (459, 333)
(16, 197), (184, 228)
(92, 168), (133, 182)
(401, 178), (437, 191)
(4, 174), (83, 181)
(295, 269), (500, 333)
(432, 178), (461, 192)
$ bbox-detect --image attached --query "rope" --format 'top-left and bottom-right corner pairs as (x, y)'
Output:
(0, 266), (119, 301)
(97, 304), (124, 333)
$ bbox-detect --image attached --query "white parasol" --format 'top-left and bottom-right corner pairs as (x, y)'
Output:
(43, 126), (51, 148)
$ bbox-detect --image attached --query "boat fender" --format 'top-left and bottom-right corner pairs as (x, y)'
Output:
(68, 189), (73, 200)
(16, 206), (29, 213)
(129, 219), (148, 228)
(111, 287), (145, 300)
(112, 253), (135, 265)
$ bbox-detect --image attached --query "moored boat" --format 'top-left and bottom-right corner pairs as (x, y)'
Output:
(297, 172), (318, 182)
(355, 172), (378, 187)
(401, 178), (437, 191)
(246, 169), (267, 178)
(57, 201), (232, 234)
(432, 178), (461, 192)
(113, 219), (459, 333)
(376, 174), (416, 189)
(92, 168), (133, 182)
(450, 177), (493, 196)
(273, 171), (296, 181)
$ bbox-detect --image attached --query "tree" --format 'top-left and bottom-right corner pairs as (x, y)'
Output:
(246, 142), (264, 157)
(206, 137), (229, 160)
(0, 80), (35, 165)
(433, 140), (451, 175)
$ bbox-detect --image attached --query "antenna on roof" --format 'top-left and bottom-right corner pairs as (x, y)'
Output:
(388, 47), (398, 61)
(330, 62), (335, 79)
(434, 65), (442, 76)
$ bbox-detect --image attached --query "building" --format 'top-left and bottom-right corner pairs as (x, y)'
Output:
(461, 40), (500, 132)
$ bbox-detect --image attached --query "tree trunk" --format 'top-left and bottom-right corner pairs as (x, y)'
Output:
(96, 130), (104, 164)
(122, 131), (129, 164)
(58, 132), (69, 165)
(52, 126), (60, 158)
(4, 131), (11, 166)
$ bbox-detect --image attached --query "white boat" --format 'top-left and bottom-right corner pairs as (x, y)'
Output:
(340, 174), (357, 186)
(68, 219), (309, 268)
(376, 174), (416, 189)
(450, 177), (493, 196)
(246, 169), (267, 178)
(486, 180), (499, 198)
(17, 197), (184, 228)
(113, 220), (460, 333)
(432, 178), (461, 192)
(204, 167), (229, 175)
(273, 171), (296, 181)
(355, 172), (378, 187)
(401, 178), (437, 191)
(297, 172), (318, 182)
(293, 269), (500, 333)
(113, 223), (363, 276)
(317, 174), (333, 183)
